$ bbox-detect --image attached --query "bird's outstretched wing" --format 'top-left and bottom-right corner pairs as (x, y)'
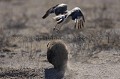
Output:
(42, 4), (59, 19)
(54, 4), (67, 15)
(70, 9), (85, 29)
(79, 11), (85, 29)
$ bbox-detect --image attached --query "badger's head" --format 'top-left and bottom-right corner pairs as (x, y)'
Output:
(47, 41), (57, 49)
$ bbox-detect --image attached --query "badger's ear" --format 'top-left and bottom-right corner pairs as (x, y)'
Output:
(47, 42), (50, 48)
(47, 42), (54, 49)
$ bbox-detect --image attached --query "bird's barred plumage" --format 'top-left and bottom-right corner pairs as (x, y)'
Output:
(53, 7), (85, 30)
(42, 4), (85, 31)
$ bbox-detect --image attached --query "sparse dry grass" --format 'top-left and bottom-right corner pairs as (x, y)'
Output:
(0, 0), (120, 79)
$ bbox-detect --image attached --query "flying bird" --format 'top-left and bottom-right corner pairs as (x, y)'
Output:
(53, 7), (85, 31)
(42, 3), (67, 19)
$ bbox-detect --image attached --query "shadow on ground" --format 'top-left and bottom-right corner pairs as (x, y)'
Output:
(45, 68), (65, 79)
(0, 68), (42, 78)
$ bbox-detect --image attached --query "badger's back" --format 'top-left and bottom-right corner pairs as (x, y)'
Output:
(47, 41), (68, 70)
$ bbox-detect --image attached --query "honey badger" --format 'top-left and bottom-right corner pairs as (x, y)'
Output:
(47, 41), (68, 71)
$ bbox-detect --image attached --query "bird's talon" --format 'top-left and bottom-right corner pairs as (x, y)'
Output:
(53, 28), (56, 31)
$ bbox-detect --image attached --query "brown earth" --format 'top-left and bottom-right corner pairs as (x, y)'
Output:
(0, 0), (120, 79)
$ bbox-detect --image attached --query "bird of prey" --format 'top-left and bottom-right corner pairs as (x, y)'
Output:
(53, 7), (85, 31)
(42, 3), (67, 19)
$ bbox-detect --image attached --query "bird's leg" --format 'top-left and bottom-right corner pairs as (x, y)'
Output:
(53, 24), (62, 33)
(53, 23), (59, 31)
(57, 22), (64, 32)
(57, 24), (62, 30)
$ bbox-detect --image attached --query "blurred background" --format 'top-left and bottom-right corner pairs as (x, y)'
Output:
(0, 0), (120, 79)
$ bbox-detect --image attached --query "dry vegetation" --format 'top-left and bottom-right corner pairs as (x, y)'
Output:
(0, 0), (120, 79)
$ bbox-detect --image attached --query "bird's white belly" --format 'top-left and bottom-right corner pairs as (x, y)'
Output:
(64, 16), (71, 23)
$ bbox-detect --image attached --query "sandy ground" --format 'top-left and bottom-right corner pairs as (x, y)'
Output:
(0, 42), (120, 79)
(0, 0), (120, 79)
